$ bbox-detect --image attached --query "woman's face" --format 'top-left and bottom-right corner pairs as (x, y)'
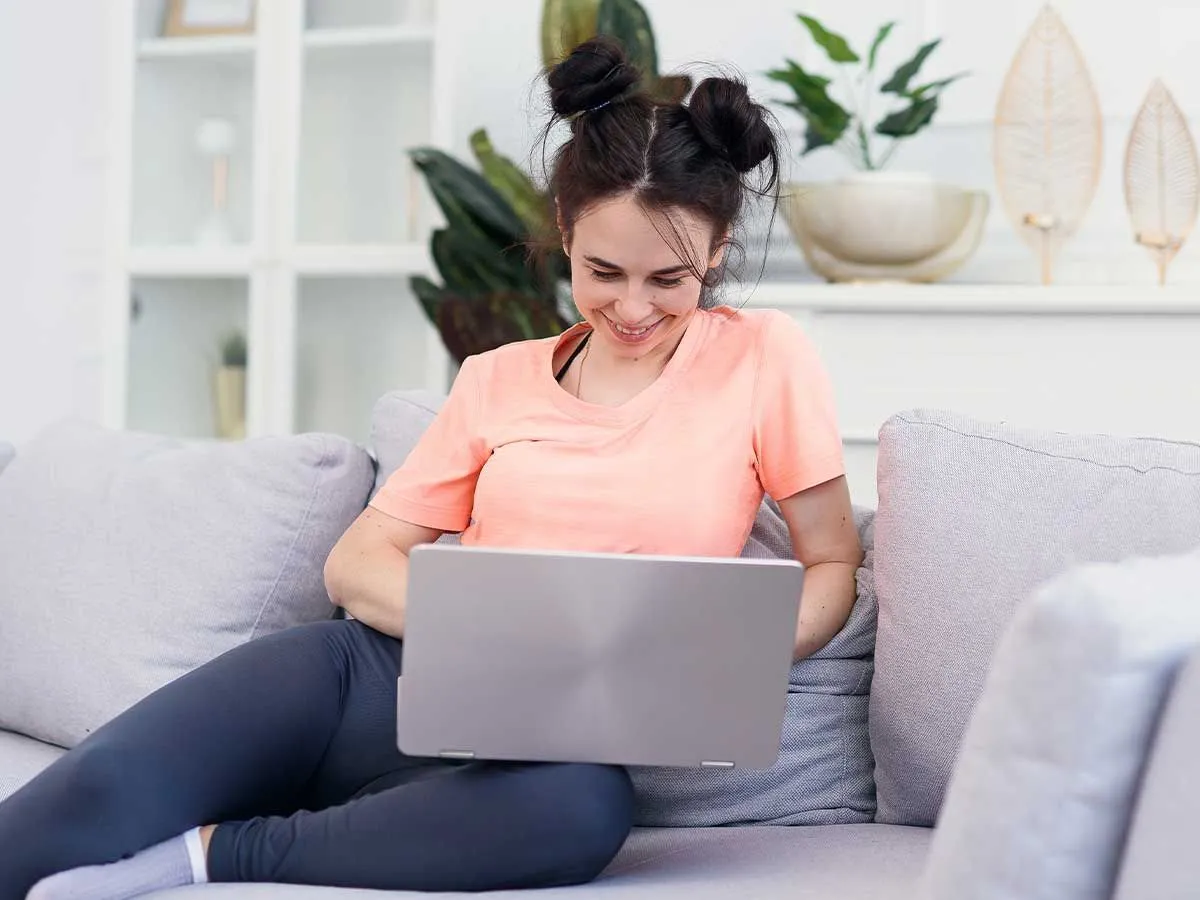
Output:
(563, 193), (722, 361)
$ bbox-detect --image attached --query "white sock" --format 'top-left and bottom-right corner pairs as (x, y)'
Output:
(27, 829), (204, 900)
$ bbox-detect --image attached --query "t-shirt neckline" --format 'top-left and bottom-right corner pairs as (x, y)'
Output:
(543, 311), (709, 425)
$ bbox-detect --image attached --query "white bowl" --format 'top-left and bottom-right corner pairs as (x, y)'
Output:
(782, 173), (990, 282)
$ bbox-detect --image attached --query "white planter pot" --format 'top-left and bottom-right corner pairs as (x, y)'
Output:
(782, 172), (990, 283)
(214, 365), (246, 440)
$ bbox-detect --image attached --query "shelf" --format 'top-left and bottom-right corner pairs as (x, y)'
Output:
(129, 247), (254, 277)
(303, 26), (435, 53)
(137, 35), (257, 62)
(736, 282), (1200, 316)
(291, 244), (431, 276)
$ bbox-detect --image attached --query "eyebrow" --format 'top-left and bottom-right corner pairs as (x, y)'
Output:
(583, 255), (691, 277)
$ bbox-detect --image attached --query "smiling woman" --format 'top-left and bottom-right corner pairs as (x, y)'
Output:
(2, 33), (863, 900)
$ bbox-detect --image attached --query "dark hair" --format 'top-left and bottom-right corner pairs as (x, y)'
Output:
(541, 36), (782, 306)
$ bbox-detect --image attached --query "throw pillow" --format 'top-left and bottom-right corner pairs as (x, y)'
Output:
(0, 420), (375, 748)
(919, 550), (1200, 900)
(370, 389), (878, 826)
(870, 409), (1200, 826)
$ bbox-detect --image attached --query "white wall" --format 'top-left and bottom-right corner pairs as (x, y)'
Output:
(0, 1), (111, 445)
(2, 0), (1198, 443)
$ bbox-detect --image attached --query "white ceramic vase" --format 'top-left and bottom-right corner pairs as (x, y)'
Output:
(782, 172), (990, 283)
(214, 365), (246, 441)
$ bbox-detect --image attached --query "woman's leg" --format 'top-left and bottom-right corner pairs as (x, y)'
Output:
(209, 761), (635, 891)
(0, 619), (403, 899)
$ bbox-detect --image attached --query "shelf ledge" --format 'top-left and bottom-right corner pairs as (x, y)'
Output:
(128, 247), (253, 278)
(736, 282), (1200, 316)
(137, 35), (257, 61)
(303, 26), (435, 52)
(290, 244), (432, 276)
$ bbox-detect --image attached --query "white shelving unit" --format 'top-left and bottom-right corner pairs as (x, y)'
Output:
(104, 0), (452, 443)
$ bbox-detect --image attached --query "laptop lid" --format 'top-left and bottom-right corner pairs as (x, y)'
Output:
(397, 544), (802, 770)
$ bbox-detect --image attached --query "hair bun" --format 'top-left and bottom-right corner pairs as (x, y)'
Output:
(548, 36), (642, 119)
(688, 77), (775, 173)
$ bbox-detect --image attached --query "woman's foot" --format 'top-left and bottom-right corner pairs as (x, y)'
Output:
(27, 829), (205, 900)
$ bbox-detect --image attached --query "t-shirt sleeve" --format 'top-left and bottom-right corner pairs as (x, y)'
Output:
(368, 355), (489, 533)
(751, 312), (846, 501)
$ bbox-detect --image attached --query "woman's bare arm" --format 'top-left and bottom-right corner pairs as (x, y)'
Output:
(777, 475), (863, 660)
(323, 507), (443, 638)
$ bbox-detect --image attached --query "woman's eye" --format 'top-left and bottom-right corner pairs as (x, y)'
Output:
(654, 277), (685, 289)
(589, 269), (621, 282)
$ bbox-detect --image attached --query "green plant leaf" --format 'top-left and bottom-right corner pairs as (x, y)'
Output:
(907, 72), (968, 99)
(868, 21), (895, 71)
(541, 0), (601, 69)
(881, 39), (940, 95)
(469, 129), (548, 236)
(767, 60), (851, 146)
(874, 95), (939, 137)
(410, 146), (526, 247)
(597, 0), (658, 78)
(797, 14), (859, 64)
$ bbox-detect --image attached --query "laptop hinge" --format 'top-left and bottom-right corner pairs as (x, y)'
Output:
(701, 760), (735, 768)
(439, 750), (476, 760)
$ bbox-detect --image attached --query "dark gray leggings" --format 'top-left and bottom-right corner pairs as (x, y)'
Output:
(0, 619), (634, 897)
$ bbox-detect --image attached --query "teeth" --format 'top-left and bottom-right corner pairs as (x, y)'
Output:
(613, 321), (654, 336)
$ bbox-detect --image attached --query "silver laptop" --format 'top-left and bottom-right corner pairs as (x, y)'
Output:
(396, 544), (803, 770)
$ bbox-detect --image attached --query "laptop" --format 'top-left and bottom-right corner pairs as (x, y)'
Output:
(396, 543), (803, 770)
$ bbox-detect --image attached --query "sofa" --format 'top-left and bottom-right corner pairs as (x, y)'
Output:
(1, 393), (1199, 900)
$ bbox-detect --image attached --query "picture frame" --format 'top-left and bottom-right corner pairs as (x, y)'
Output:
(163, 0), (256, 38)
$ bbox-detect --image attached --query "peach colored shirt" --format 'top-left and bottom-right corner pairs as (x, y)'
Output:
(369, 307), (845, 557)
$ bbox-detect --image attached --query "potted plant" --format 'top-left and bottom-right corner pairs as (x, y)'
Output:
(214, 331), (247, 440)
(409, 0), (689, 364)
(767, 14), (990, 283)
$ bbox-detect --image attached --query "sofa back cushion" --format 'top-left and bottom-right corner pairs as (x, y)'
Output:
(870, 409), (1200, 826)
(370, 389), (878, 826)
(0, 420), (375, 748)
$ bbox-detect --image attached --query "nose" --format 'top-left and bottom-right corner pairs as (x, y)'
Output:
(611, 285), (656, 325)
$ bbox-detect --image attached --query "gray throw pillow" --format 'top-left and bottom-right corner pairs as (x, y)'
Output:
(0, 420), (375, 748)
(870, 409), (1200, 827)
(370, 389), (878, 827)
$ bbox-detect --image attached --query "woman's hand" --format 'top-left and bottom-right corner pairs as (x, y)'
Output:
(777, 476), (864, 660)
(324, 507), (443, 638)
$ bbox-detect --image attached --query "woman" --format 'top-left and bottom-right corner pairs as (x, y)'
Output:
(0, 37), (862, 899)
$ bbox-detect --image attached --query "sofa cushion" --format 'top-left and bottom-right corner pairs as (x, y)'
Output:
(1114, 647), (1200, 900)
(145, 824), (931, 899)
(920, 551), (1200, 900)
(369, 390), (877, 827)
(0, 442), (13, 476)
(0, 730), (65, 804)
(0, 420), (375, 748)
(870, 409), (1200, 826)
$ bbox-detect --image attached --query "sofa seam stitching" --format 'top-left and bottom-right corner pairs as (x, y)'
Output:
(889, 415), (1200, 476)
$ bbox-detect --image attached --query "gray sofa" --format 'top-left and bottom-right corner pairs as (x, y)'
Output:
(1, 396), (1199, 900)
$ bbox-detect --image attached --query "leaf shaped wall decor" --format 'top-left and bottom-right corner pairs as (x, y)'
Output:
(1123, 79), (1200, 285)
(993, 5), (1103, 284)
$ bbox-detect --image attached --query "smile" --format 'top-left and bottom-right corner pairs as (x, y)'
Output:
(604, 317), (663, 344)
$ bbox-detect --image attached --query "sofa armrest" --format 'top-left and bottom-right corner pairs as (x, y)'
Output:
(1113, 647), (1200, 900)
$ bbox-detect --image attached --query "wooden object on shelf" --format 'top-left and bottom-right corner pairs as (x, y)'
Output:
(993, 5), (1103, 286)
(214, 365), (247, 440)
(164, 0), (256, 37)
(1123, 79), (1200, 287)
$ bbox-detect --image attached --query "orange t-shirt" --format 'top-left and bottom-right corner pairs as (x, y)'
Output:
(369, 306), (845, 558)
